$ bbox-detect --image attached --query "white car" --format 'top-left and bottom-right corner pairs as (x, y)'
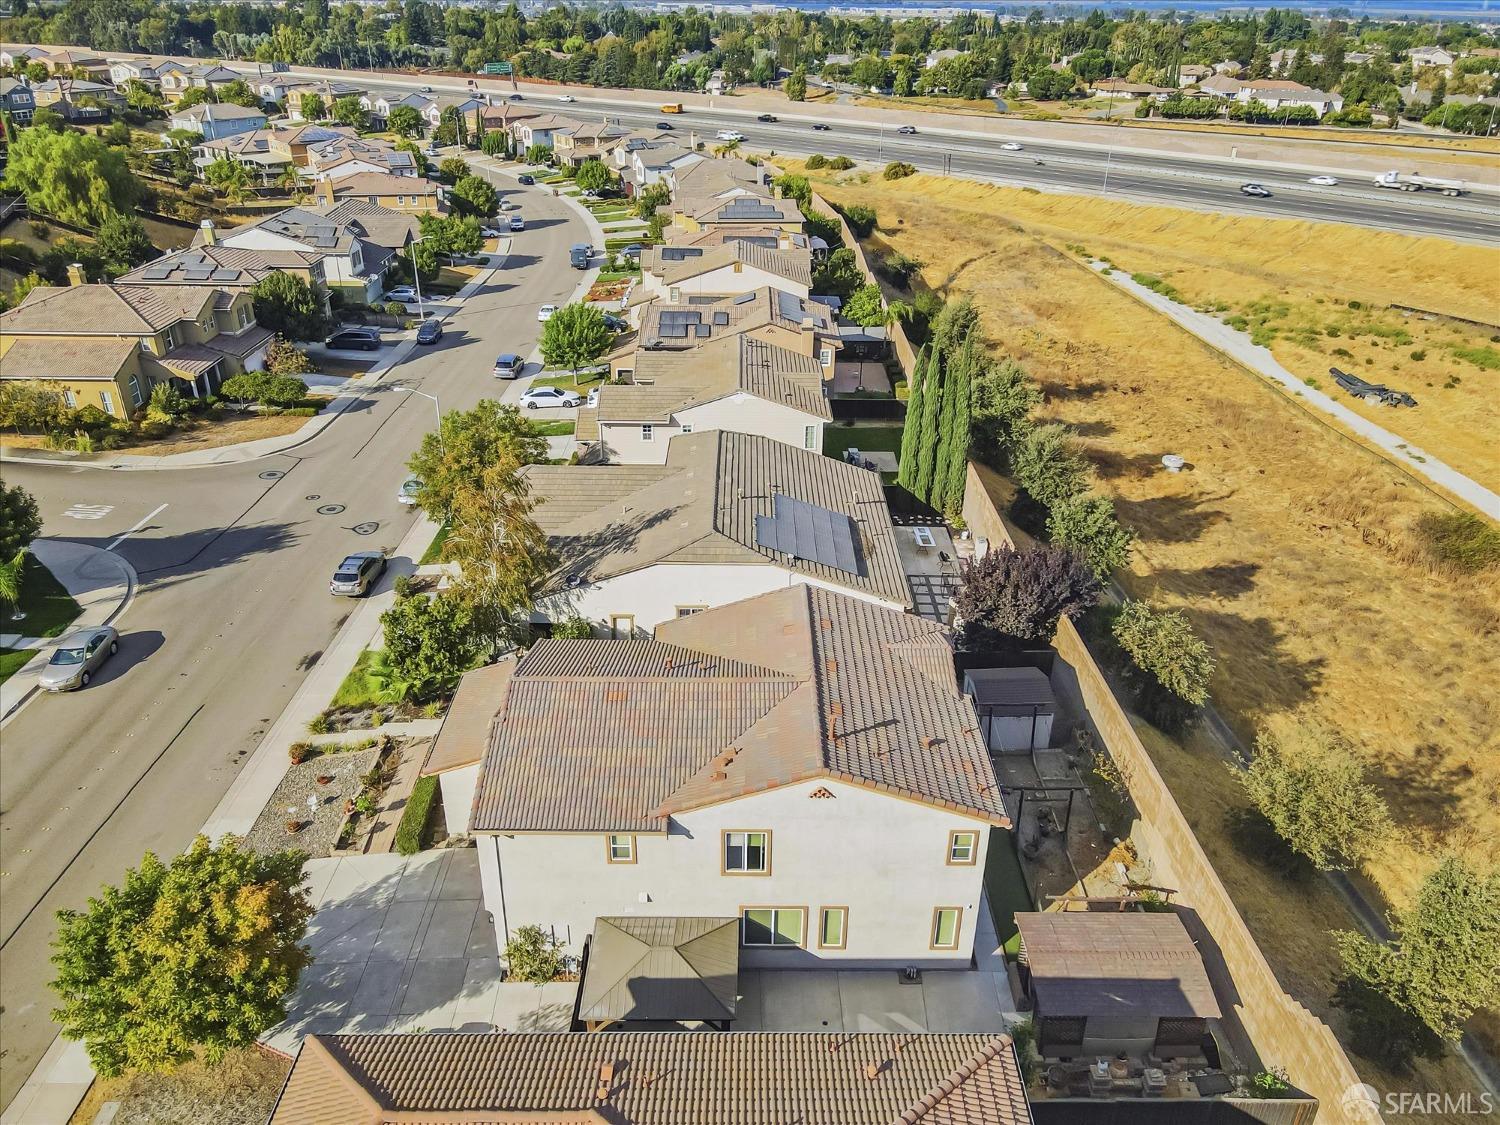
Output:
(519, 386), (583, 410)
(1308, 175), (1338, 186)
(398, 476), (421, 506)
(480, 226), (502, 238)
(537, 304), (559, 322)
(384, 286), (418, 304)
(716, 129), (745, 141)
(559, 94), (577, 103)
(1001, 141), (1023, 151)
(499, 199), (519, 211)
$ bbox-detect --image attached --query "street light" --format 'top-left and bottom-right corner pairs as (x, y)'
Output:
(406, 242), (428, 320)
(394, 385), (442, 454)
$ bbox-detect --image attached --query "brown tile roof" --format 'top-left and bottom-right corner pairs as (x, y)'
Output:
(422, 658), (517, 776)
(0, 336), (136, 382)
(119, 245), (322, 287)
(157, 344), (224, 377)
(470, 584), (1005, 834)
(644, 241), (812, 289)
(1015, 912), (1222, 1021)
(521, 431), (909, 606)
(638, 286), (831, 343)
(270, 1031), (1031, 1125)
(2, 284), (218, 334)
(670, 155), (769, 197)
(598, 335), (829, 423)
(324, 171), (438, 198)
(203, 323), (276, 360)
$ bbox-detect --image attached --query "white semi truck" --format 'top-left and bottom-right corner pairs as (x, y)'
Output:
(1372, 170), (1466, 197)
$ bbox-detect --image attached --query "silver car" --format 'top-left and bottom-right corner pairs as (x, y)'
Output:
(40, 626), (119, 691)
(330, 551), (388, 597)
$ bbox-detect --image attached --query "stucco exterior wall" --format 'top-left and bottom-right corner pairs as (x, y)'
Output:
(439, 764), (479, 837)
(598, 394), (823, 465)
(481, 778), (993, 969)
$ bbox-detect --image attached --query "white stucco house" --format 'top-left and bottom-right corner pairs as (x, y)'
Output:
(169, 101), (267, 142)
(421, 583), (1010, 970)
(520, 429), (912, 637)
(1234, 79), (1343, 115)
(639, 241), (812, 301)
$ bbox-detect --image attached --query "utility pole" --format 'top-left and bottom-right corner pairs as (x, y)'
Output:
(1101, 150), (1113, 195)
(408, 243), (426, 320)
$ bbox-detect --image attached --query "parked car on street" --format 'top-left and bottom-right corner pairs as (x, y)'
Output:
(509, 215), (525, 231)
(329, 552), (387, 597)
(536, 304), (559, 321)
(415, 318), (443, 344)
(1239, 182), (1272, 197)
(493, 353), (523, 379)
(498, 199), (519, 211)
(481, 225), (502, 237)
(897, 125), (918, 134)
(398, 476), (421, 505)
(620, 243), (643, 259)
(586, 387), (600, 408)
(40, 627), (118, 691)
(520, 386), (583, 410)
(385, 286), (418, 304)
(602, 313), (627, 332)
(326, 327), (381, 351)
(518, 174), (536, 185)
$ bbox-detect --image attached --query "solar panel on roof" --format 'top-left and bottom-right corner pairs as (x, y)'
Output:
(732, 293), (755, 305)
(141, 266), (174, 280)
(695, 324), (711, 337)
(712, 311), (729, 325)
(754, 495), (862, 576)
(211, 268), (240, 281)
(183, 268), (214, 280)
(659, 323), (689, 338)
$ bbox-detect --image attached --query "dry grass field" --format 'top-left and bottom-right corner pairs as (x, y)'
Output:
(804, 166), (1500, 1101)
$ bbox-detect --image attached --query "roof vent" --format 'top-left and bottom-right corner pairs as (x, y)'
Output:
(920, 735), (940, 750)
(864, 1062), (882, 1081)
(595, 1060), (616, 1101)
(711, 770), (727, 781)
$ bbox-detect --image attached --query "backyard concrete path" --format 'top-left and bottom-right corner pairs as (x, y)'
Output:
(1094, 262), (1500, 518)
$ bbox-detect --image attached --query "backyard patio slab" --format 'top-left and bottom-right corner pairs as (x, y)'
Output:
(734, 967), (1017, 1034)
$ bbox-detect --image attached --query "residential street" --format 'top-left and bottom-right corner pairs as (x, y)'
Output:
(0, 170), (592, 1108)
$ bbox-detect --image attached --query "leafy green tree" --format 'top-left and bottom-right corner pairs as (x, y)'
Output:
(0, 548), (25, 613)
(264, 336), (312, 378)
(387, 104), (422, 137)
(444, 459), (553, 648)
(525, 143), (554, 165)
(574, 158), (612, 193)
(123, 79), (164, 116)
(955, 543), (1100, 649)
(450, 173), (498, 217)
(175, 86), (213, 110)
(970, 358), (1041, 468)
(438, 156), (471, 184)
(911, 350), (944, 506)
(840, 203), (877, 238)
(632, 181), (670, 219)
(0, 483), (43, 559)
(1027, 66), (1076, 100)
(1011, 422), (1088, 508)
(785, 65), (808, 101)
(842, 283), (887, 327)
(250, 271), (329, 341)
(1048, 493), (1133, 580)
(0, 380), (70, 434)
(933, 336), (975, 515)
(1238, 725), (1393, 871)
(2, 128), (140, 229)
(215, 79), (263, 108)
(412, 214), (483, 274)
(27, 106), (65, 133)
(897, 345), (929, 493)
(203, 157), (254, 204)
(407, 399), (547, 518)
(49, 835), (313, 1077)
(812, 247), (863, 300)
(298, 92), (326, 120)
(883, 160), (917, 180)
(480, 131), (507, 156)
(379, 588), (484, 701)
(539, 302), (611, 377)
(1334, 858), (1500, 1069)
(331, 95), (368, 130)
(96, 213), (154, 270)
(146, 382), (187, 422)
(1110, 598), (1211, 729)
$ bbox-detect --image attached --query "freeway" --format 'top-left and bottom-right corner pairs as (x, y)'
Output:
(279, 66), (1500, 244)
(0, 169), (592, 1109)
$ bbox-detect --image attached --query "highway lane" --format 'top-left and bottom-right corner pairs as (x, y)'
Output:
(0, 175), (591, 1108)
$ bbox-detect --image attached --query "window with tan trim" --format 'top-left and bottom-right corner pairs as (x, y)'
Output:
(931, 907), (963, 951)
(818, 907), (847, 950)
(722, 830), (770, 874)
(606, 834), (636, 864)
(947, 830), (979, 866)
(741, 906), (804, 947)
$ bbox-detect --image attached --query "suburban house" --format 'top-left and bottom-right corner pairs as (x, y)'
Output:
(359, 90), (431, 127)
(107, 58), (162, 86)
(639, 241), (813, 301)
(313, 172), (441, 213)
(670, 193), (806, 237)
(41, 49), (110, 80)
(1194, 74), (1244, 98)
(0, 45), (51, 69)
(1177, 63), (1213, 86)
(119, 242), (331, 316)
(268, 1031), (1032, 1124)
(667, 154), (774, 201)
(577, 334), (831, 464)
(1268, 48), (1323, 71)
(425, 583), (1008, 972)
(1088, 78), (1174, 99)
(169, 101), (267, 142)
(264, 123), (356, 168)
(1014, 911), (1222, 1063)
(1233, 79), (1343, 115)
(615, 139), (704, 193)
(518, 429), (912, 635)
(193, 130), (295, 182)
(0, 279), (273, 411)
(281, 78), (365, 119)
(307, 139), (419, 182)
(552, 120), (632, 166)
(29, 77), (120, 120)
(159, 63), (242, 102)
(925, 47), (965, 68)
(1408, 45), (1457, 71)
(0, 77), (35, 123)
(668, 225), (815, 255)
(475, 100), (538, 136)
(510, 111), (584, 150)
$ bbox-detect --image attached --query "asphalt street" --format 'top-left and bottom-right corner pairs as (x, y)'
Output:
(0, 169), (591, 1108)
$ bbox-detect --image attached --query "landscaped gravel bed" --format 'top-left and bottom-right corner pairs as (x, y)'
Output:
(243, 748), (379, 858)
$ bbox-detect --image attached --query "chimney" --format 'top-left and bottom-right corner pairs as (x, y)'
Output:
(64, 262), (86, 286)
(199, 218), (217, 245)
(595, 1060), (615, 1101)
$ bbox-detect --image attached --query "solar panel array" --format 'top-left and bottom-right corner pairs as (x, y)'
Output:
(718, 197), (785, 221)
(658, 247), (704, 262)
(754, 495), (862, 576)
(657, 309), (703, 339)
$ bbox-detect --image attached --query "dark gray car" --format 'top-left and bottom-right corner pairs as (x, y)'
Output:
(40, 626), (119, 691)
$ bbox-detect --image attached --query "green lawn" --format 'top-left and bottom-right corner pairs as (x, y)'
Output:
(596, 270), (641, 283)
(821, 422), (904, 461)
(984, 828), (1034, 958)
(528, 420), (577, 437)
(419, 523), (450, 565)
(4, 557), (82, 639)
(329, 649), (388, 710)
(0, 646), (34, 686)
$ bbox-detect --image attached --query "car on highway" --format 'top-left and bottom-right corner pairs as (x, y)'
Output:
(1308, 175), (1338, 186)
(897, 125), (918, 134)
(39, 627), (118, 692)
(509, 215), (525, 231)
(757, 113), (778, 122)
(716, 129), (745, 141)
(415, 318), (443, 344)
(329, 552), (387, 598)
(420, 85), (432, 93)
(493, 353), (523, 379)
(397, 476), (422, 506)
(518, 173), (536, 185)
(655, 121), (674, 130)
(520, 386), (583, 410)
(537, 304), (559, 321)
(509, 93), (524, 101)
(811, 122), (831, 130)
(326, 327), (381, 351)
(1239, 182), (1272, 197)
(559, 94), (576, 102)
(1001, 141), (1023, 150)
(385, 285), (418, 304)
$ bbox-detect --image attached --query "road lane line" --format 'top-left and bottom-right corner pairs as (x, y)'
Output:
(106, 503), (168, 552)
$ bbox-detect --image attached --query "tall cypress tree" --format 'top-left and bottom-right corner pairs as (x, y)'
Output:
(912, 346), (945, 507)
(939, 339), (976, 516)
(897, 344), (930, 493)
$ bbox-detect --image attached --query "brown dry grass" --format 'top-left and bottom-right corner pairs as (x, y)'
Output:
(808, 167), (1500, 1090)
(68, 1047), (290, 1125)
(0, 413), (314, 458)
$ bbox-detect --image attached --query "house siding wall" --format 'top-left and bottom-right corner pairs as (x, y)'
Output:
(482, 778), (992, 968)
(597, 396), (821, 465)
(439, 764), (480, 837)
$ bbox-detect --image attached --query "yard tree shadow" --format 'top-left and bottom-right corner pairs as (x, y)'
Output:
(62, 522), (299, 587)
(1147, 562), (1261, 602)
(1113, 491), (1231, 545)
(1092, 449), (1170, 482)
(1193, 608), (1325, 716)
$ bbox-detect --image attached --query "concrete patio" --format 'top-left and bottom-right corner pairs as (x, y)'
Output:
(735, 967), (1014, 1033)
(894, 522), (962, 623)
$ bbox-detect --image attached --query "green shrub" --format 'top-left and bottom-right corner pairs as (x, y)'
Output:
(826, 156), (855, 170)
(1409, 349), (1426, 361)
(284, 406), (318, 417)
(503, 924), (569, 983)
(882, 160), (917, 180)
(1450, 344), (1500, 370)
(804, 153), (828, 169)
(395, 775), (439, 855)
(840, 203), (877, 237)
(1415, 512), (1500, 572)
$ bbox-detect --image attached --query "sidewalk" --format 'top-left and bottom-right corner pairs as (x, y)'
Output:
(0, 540), (137, 727)
(1094, 262), (1500, 518)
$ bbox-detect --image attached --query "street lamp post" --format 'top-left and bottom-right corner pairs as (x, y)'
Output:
(408, 242), (427, 320)
(395, 385), (442, 454)
(1101, 150), (1113, 195)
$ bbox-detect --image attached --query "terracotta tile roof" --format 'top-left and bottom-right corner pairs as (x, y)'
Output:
(598, 335), (829, 423)
(203, 323), (275, 360)
(0, 336), (136, 381)
(521, 431), (909, 606)
(644, 241), (812, 289)
(324, 171), (439, 198)
(1015, 912), (1222, 1020)
(422, 658), (517, 776)
(470, 585), (1005, 834)
(2, 284), (217, 334)
(270, 1032), (1031, 1125)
